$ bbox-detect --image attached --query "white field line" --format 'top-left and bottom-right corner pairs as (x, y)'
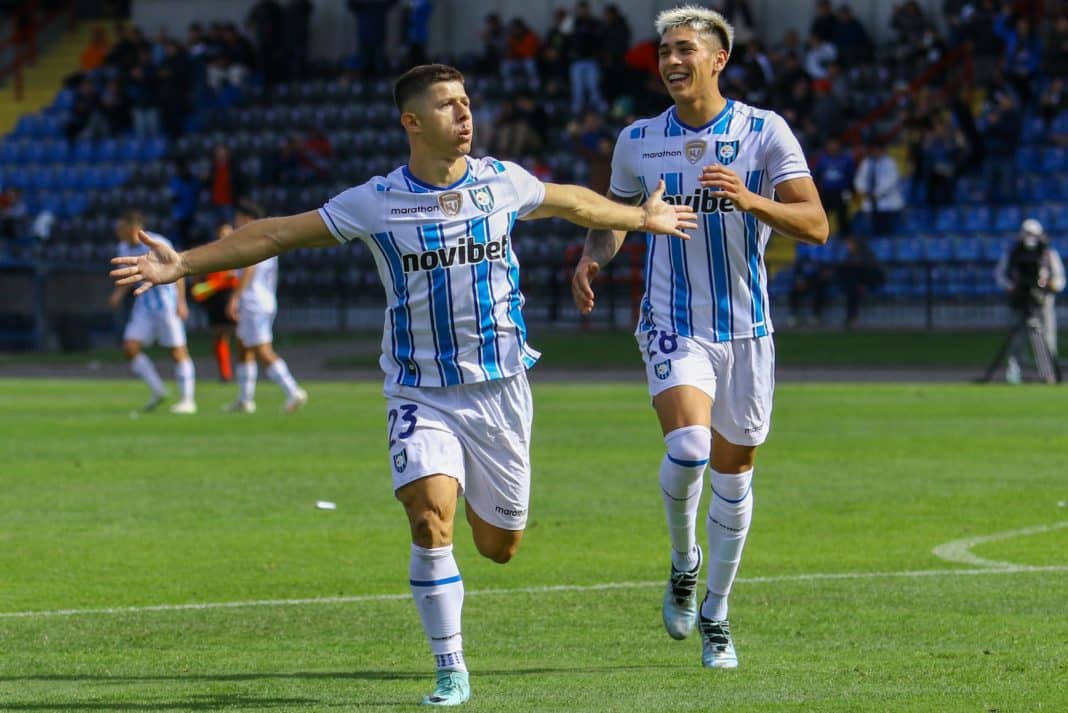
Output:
(931, 520), (1068, 568)
(2, 565), (1066, 621)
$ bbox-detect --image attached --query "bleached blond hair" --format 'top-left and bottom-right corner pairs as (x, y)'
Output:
(655, 5), (734, 59)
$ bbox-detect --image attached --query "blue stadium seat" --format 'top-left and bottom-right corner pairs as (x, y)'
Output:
(145, 136), (166, 160)
(105, 164), (128, 188)
(117, 137), (143, 162)
(82, 166), (107, 190)
(71, 140), (94, 163)
(896, 237), (925, 262)
(868, 238), (894, 262)
(0, 141), (18, 164)
(898, 208), (930, 235)
(52, 88), (75, 112)
(95, 139), (119, 162)
(951, 235), (983, 261)
(925, 236), (952, 261)
(1016, 145), (1041, 172)
(56, 166), (81, 190)
(41, 139), (68, 163)
(993, 205), (1023, 232)
(1041, 148), (1068, 174)
(954, 176), (986, 204)
(933, 207), (959, 233)
(39, 114), (64, 137)
(1050, 206), (1068, 231)
(65, 191), (89, 216)
(14, 114), (43, 137)
(981, 237), (1008, 261)
(961, 206), (992, 232)
(22, 140), (46, 164)
(1021, 116), (1047, 145)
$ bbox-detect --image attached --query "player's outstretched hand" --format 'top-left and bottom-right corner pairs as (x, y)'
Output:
(642, 179), (697, 238)
(571, 257), (600, 315)
(699, 164), (756, 211)
(109, 230), (184, 296)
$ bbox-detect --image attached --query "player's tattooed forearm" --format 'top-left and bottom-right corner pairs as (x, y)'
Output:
(584, 229), (623, 264)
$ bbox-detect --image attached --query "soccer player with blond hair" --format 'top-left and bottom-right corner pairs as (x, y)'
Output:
(572, 6), (829, 669)
(112, 63), (696, 706)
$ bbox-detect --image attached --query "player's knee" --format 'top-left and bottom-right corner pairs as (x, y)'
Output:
(475, 537), (519, 564)
(122, 342), (139, 359)
(665, 425), (712, 464)
(408, 506), (453, 547)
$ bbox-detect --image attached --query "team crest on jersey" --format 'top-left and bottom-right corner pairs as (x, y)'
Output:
(685, 140), (707, 164)
(654, 359), (672, 380)
(468, 186), (495, 213)
(392, 449), (408, 473)
(438, 191), (462, 217)
(715, 140), (739, 165)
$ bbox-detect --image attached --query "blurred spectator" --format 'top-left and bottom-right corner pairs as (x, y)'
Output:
(600, 4), (631, 102)
(979, 85), (1021, 201)
(568, 112), (612, 192)
(803, 32), (836, 84)
(853, 139), (904, 236)
(298, 128), (333, 180)
(478, 14), (507, 75)
(836, 236), (883, 328)
(569, 1), (605, 115)
(106, 25), (145, 71)
(348, 0), (393, 79)
(208, 144), (242, 224)
(787, 253), (830, 326)
(247, 0), (284, 87)
(491, 99), (543, 158)
(402, 0), (433, 68)
(0, 188), (28, 241)
(715, 0), (756, 51)
(832, 5), (873, 65)
(890, 1), (929, 45)
(949, 84), (983, 173)
(997, 15), (1041, 107)
(169, 160), (200, 247)
(540, 7), (572, 86)
(1039, 78), (1066, 130)
(810, 0), (837, 43)
(922, 116), (962, 206)
(502, 18), (540, 86)
(99, 77), (130, 135)
(65, 77), (108, 142)
(157, 40), (192, 138)
(80, 26), (110, 71)
(812, 137), (854, 237)
(1044, 14), (1068, 78)
(283, 0), (314, 79)
(902, 87), (935, 202)
(127, 63), (160, 136)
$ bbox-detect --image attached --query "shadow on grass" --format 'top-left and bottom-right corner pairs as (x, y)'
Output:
(0, 664), (671, 685)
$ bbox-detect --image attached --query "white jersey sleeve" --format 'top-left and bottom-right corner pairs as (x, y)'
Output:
(762, 112), (811, 188)
(319, 182), (380, 244)
(609, 126), (644, 198)
(499, 160), (546, 217)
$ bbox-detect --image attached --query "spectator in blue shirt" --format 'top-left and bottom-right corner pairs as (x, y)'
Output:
(169, 159), (200, 247)
(812, 137), (854, 236)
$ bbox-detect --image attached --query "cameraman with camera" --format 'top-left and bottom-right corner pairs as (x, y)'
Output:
(994, 219), (1065, 383)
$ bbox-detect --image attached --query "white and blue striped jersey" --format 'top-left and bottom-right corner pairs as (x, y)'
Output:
(237, 256), (278, 314)
(610, 100), (810, 342)
(319, 156), (545, 388)
(117, 232), (179, 316)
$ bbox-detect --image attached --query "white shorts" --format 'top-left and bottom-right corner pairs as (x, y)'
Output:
(124, 309), (186, 348)
(639, 332), (775, 446)
(236, 310), (275, 347)
(384, 371), (533, 531)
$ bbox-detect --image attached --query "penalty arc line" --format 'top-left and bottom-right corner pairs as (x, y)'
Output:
(931, 520), (1068, 569)
(1, 565), (1065, 621)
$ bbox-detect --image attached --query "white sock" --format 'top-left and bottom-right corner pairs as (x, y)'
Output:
(237, 362), (257, 403)
(174, 358), (195, 402)
(130, 353), (165, 396)
(660, 425), (711, 571)
(702, 468), (754, 621)
(410, 544), (466, 672)
(265, 358), (300, 399)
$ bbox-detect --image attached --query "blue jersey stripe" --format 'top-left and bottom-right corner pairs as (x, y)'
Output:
(470, 216), (503, 379)
(503, 210), (529, 358)
(664, 172), (691, 336)
(704, 212), (731, 340)
(422, 223), (463, 385)
(744, 170), (767, 336)
(371, 231), (420, 385)
(410, 574), (463, 587)
(415, 225), (447, 385)
(720, 212), (734, 336)
(464, 218), (490, 381)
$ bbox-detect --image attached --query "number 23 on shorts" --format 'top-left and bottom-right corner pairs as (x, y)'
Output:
(645, 329), (679, 359)
(387, 404), (418, 448)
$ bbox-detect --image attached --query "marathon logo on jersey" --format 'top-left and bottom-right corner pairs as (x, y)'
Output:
(401, 235), (510, 273)
(468, 186), (495, 213)
(438, 191), (462, 217)
(642, 150), (684, 159)
(661, 187), (735, 213)
(390, 204), (440, 215)
(715, 140), (739, 165)
(392, 448), (408, 473)
(654, 359), (672, 380)
(685, 140), (707, 164)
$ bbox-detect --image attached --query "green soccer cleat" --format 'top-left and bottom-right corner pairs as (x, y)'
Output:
(662, 545), (702, 640)
(421, 670), (470, 707)
(699, 615), (738, 669)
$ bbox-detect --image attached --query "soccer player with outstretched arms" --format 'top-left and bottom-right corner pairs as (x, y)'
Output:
(112, 64), (696, 706)
(572, 6), (828, 669)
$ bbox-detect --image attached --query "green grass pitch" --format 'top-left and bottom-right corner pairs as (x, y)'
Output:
(1, 378), (1066, 711)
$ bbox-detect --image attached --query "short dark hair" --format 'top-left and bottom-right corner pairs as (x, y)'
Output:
(118, 209), (144, 225)
(235, 198), (265, 220)
(393, 63), (464, 112)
